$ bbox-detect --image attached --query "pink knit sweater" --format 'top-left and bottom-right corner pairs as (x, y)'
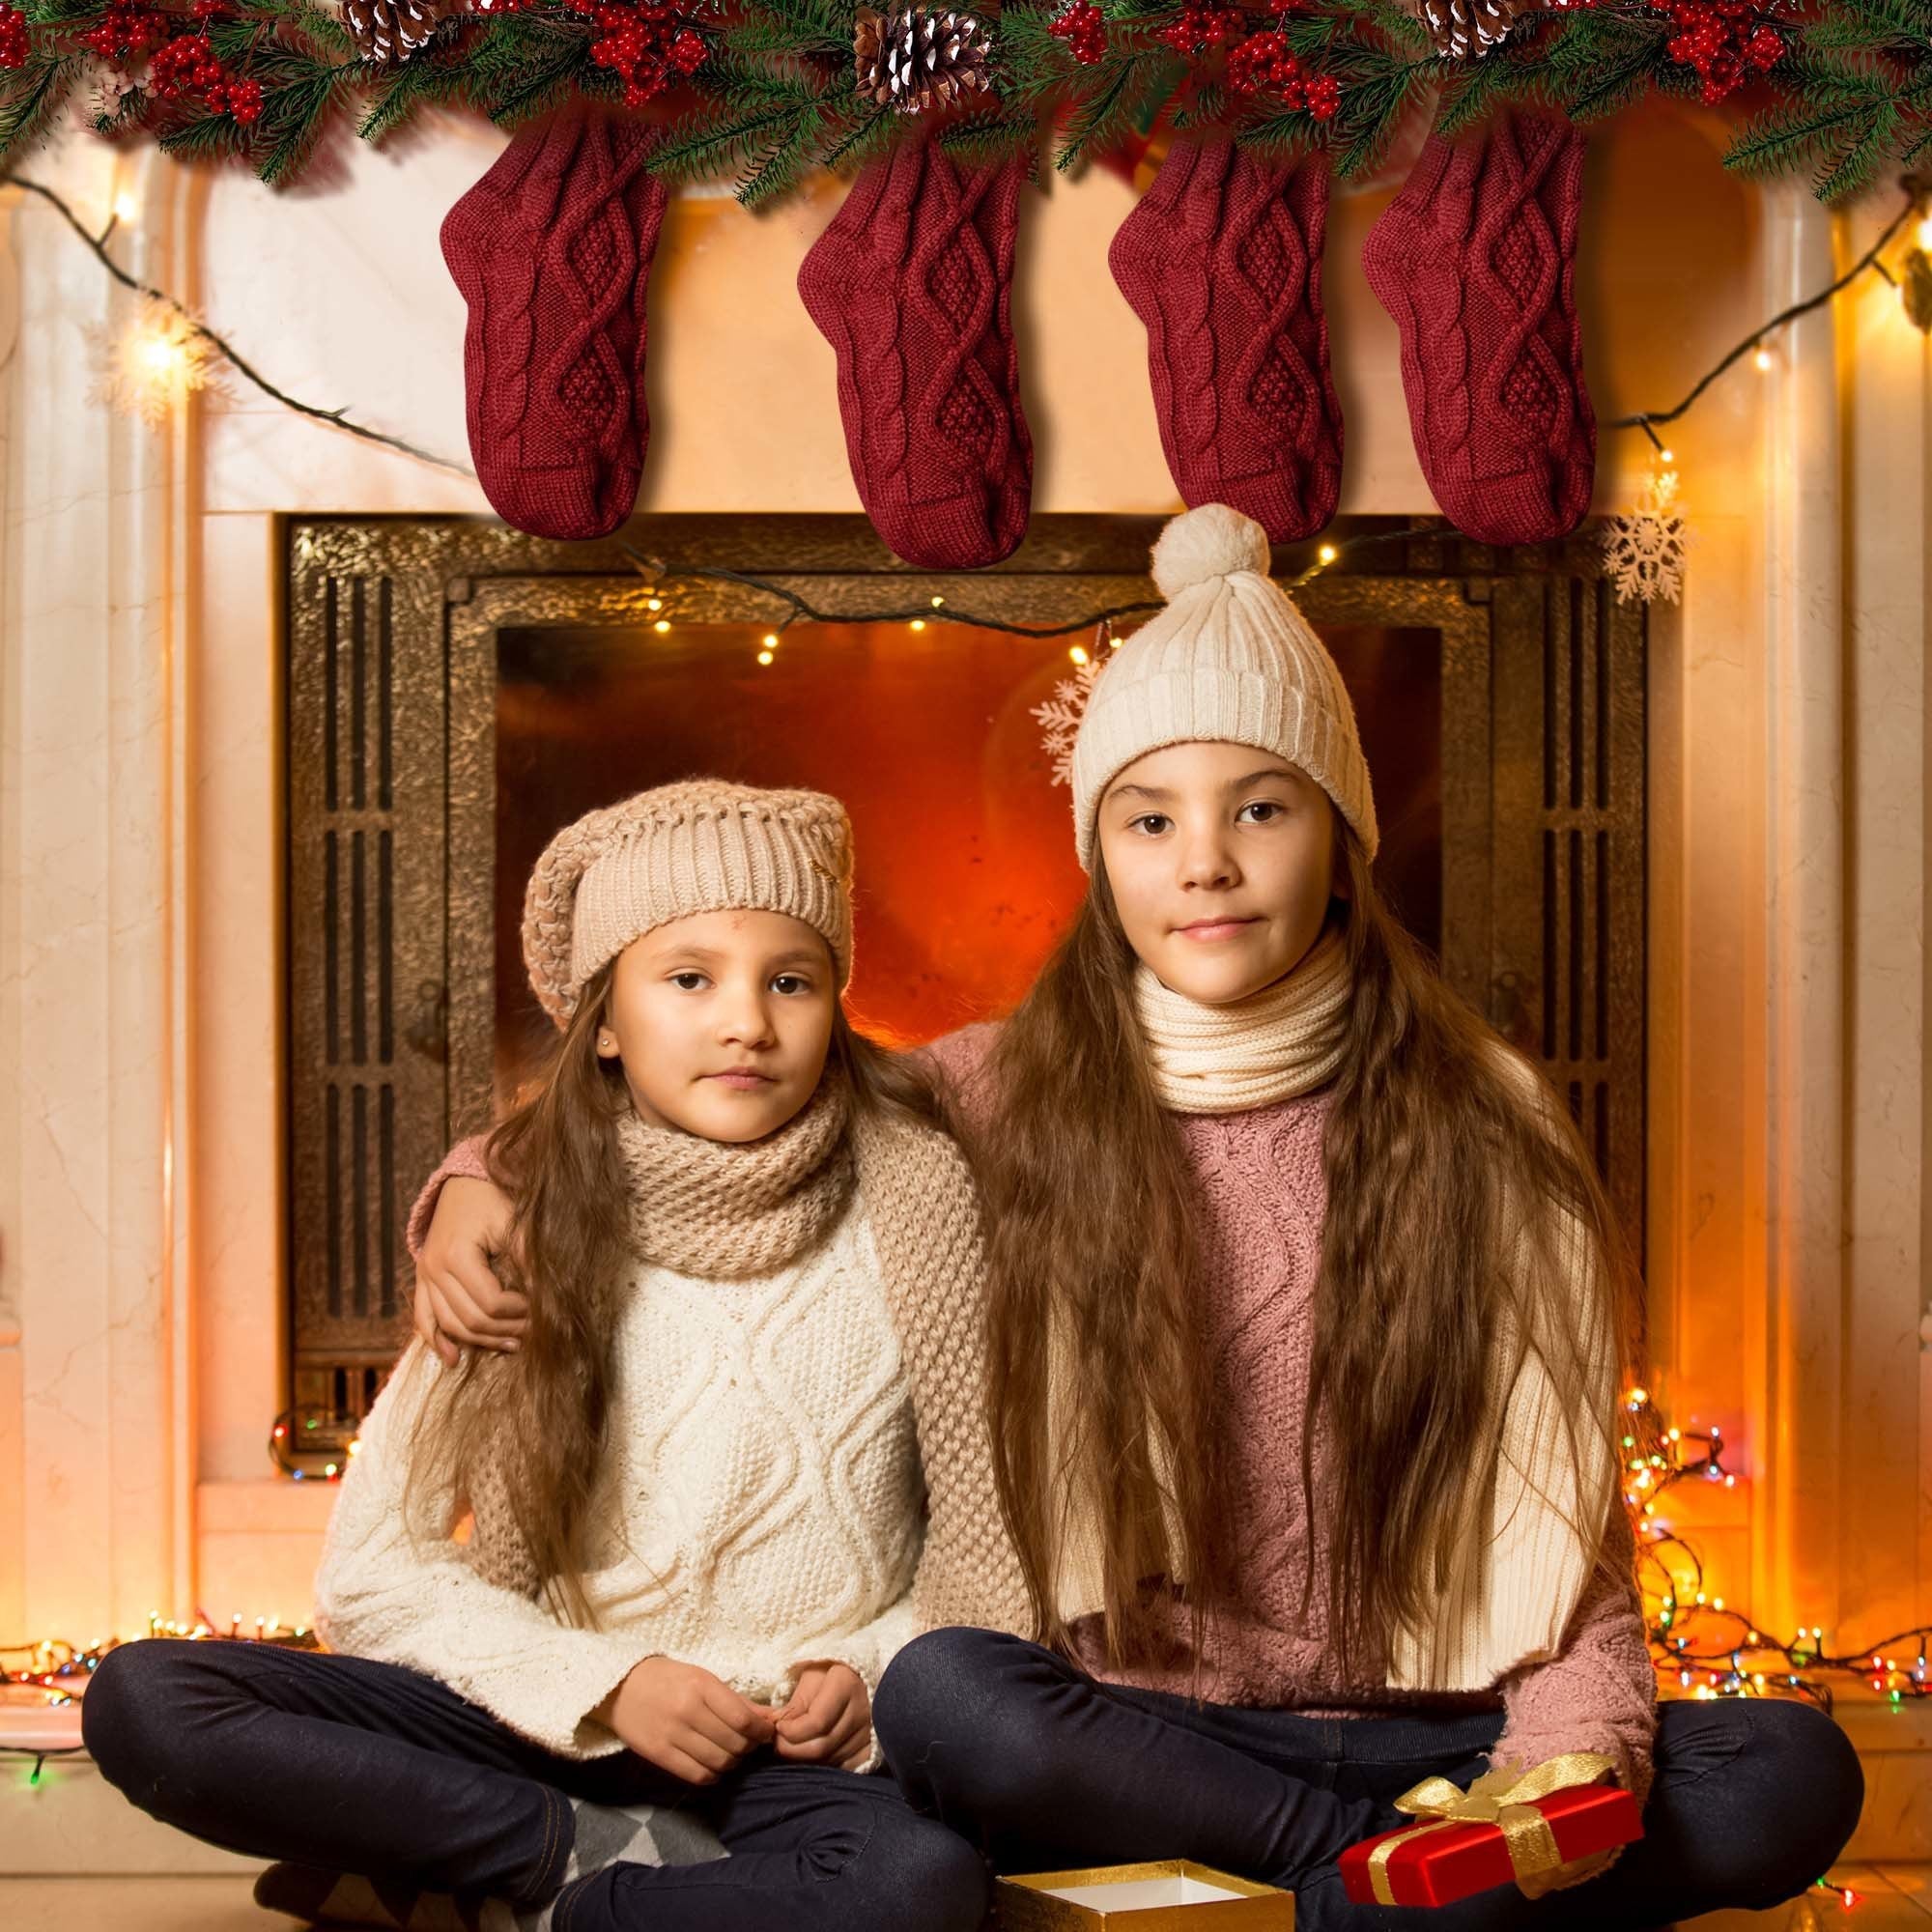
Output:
(410, 1020), (1657, 1804)
(922, 1023), (1658, 1805)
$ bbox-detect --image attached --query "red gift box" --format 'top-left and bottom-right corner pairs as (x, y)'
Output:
(1339, 1781), (1643, 1907)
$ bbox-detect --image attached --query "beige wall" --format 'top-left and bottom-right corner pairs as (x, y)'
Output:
(2, 104), (1928, 1648)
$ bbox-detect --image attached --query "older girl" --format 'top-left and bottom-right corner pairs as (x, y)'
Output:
(85, 781), (1024, 1932)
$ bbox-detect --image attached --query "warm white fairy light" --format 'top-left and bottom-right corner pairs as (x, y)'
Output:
(762, 632), (780, 647)
(757, 650), (775, 666)
(910, 618), (925, 631)
(96, 296), (218, 427)
(1753, 344), (1774, 371)
(111, 190), (139, 224)
(652, 618), (670, 635)
(1068, 643), (1090, 666)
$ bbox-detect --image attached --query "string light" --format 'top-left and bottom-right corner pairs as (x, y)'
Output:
(95, 294), (218, 428)
(110, 190), (138, 225)
(1068, 643), (1091, 666)
(652, 619), (670, 635)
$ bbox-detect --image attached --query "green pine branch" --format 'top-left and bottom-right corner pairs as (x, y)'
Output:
(1804, 0), (1932, 51)
(936, 105), (1042, 167)
(0, 52), (80, 161)
(482, 34), (598, 128)
(1054, 50), (1172, 173)
(1435, 42), (1562, 138)
(1321, 54), (1427, 178)
(256, 63), (353, 184)
(648, 99), (817, 183)
(359, 41), (481, 144)
(820, 100), (897, 168)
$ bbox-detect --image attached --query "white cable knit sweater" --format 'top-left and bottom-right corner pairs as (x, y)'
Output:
(313, 1204), (923, 1767)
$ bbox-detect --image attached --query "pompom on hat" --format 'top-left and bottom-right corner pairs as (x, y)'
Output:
(1069, 502), (1378, 869)
(523, 780), (856, 1028)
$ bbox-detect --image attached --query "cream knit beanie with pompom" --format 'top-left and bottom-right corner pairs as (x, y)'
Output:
(523, 779), (856, 1027)
(1069, 502), (1378, 870)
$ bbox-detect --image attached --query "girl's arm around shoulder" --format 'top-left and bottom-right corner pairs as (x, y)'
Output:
(910, 1020), (1006, 1140)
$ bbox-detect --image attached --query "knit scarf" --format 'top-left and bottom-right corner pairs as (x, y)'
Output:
(613, 1075), (855, 1279)
(466, 1072), (1031, 1646)
(1134, 923), (1351, 1113)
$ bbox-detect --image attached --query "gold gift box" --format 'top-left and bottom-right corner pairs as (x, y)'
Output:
(996, 1861), (1294, 1931)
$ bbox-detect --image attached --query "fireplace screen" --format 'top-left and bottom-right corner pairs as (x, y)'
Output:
(285, 516), (1646, 1429)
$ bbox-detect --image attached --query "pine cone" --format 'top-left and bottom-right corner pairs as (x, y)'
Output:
(854, 6), (994, 115)
(341, 0), (440, 63)
(1419, 0), (1537, 60)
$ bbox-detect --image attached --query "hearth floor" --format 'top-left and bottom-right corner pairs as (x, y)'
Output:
(0, 1866), (1914, 1931)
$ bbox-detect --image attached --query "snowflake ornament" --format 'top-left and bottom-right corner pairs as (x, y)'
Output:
(92, 293), (223, 428)
(1032, 644), (1109, 787)
(1602, 466), (1689, 606)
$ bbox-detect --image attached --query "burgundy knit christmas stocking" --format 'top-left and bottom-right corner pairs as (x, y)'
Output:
(440, 107), (668, 543)
(1362, 112), (1594, 546)
(1109, 138), (1343, 544)
(797, 136), (1032, 569)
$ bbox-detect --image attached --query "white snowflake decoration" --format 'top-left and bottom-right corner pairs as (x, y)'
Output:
(91, 294), (223, 429)
(1032, 652), (1105, 787)
(1602, 466), (1689, 606)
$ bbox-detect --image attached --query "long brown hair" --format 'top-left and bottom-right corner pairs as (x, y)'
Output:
(971, 824), (1638, 1676)
(412, 964), (938, 1624)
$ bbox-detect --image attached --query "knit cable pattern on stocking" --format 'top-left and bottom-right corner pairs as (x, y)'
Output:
(1110, 139), (1343, 543)
(440, 107), (666, 543)
(799, 137), (1033, 569)
(1363, 112), (1594, 546)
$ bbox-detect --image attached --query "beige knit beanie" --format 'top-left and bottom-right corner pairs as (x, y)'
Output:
(1070, 503), (1378, 869)
(523, 780), (856, 1027)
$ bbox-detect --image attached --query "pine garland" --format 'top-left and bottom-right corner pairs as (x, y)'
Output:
(0, 0), (1926, 204)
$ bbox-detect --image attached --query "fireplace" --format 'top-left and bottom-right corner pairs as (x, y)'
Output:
(284, 514), (1646, 1430)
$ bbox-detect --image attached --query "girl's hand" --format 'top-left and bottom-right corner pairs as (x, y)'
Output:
(414, 1175), (526, 1365)
(774, 1661), (873, 1769)
(597, 1658), (778, 1786)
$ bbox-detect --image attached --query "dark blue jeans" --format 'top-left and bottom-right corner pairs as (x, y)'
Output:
(873, 1628), (1866, 1932)
(82, 1637), (986, 1932)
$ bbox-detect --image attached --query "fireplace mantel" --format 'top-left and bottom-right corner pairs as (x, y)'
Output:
(2, 112), (1928, 1686)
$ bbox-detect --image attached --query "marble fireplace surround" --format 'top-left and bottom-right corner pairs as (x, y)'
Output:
(1, 105), (1928, 1684)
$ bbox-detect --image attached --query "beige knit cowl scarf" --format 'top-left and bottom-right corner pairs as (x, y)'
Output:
(467, 1068), (1031, 1642)
(613, 1074), (857, 1279)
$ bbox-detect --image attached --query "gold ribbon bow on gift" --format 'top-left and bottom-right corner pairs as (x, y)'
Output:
(1365, 1751), (1616, 1906)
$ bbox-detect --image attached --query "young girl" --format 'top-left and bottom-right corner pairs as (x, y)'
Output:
(414, 512), (1865, 1928)
(84, 780), (1026, 1932)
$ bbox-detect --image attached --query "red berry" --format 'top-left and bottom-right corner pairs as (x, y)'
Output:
(0, 2), (28, 70)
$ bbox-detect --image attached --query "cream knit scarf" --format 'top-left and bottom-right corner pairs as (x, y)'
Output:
(1134, 923), (1351, 1113)
(613, 1075), (856, 1279)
